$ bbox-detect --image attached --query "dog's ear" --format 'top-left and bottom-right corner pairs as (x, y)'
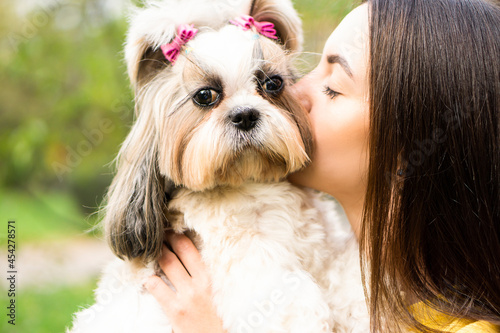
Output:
(250, 0), (303, 53)
(126, 40), (169, 89)
(125, 34), (173, 90)
(103, 109), (172, 263)
(124, 7), (179, 89)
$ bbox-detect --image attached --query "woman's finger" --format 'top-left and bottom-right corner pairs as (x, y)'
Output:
(166, 233), (205, 278)
(158, 244), (192, 291)
(145, 275), (225, 333)
(144, 275), (177, 315)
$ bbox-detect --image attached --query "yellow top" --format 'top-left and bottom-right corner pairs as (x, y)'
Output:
(410, 302), (500, 332)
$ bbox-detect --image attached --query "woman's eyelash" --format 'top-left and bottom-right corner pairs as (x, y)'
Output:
(323, 86), (340, 99)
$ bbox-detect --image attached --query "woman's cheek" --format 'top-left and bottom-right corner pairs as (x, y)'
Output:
(288, 93), (368, 193)
(312, 107), (341, 175)
(311, 98), (369, 188)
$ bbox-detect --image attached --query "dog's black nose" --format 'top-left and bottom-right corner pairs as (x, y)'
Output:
(230, 108), (260, 131)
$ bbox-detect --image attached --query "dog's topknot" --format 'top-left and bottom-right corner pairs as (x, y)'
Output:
(125, 0), (303, 86)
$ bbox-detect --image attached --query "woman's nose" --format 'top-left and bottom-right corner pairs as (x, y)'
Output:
(292, 76), (313, 113)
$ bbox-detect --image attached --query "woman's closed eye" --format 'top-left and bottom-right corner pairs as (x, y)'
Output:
(323, 86), (341, 99)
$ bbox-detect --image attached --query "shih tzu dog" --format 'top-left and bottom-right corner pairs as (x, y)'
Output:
(69, 0), (368, 332)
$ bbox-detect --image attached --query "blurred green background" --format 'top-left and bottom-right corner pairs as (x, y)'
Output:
(0, 0), (355, 331)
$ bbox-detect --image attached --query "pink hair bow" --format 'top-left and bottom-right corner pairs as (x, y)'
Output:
(230, 15), (278, 40)
(161, 24), (198, 64)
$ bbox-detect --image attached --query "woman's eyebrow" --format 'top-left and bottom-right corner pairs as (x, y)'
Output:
(327, 54), (354, 79)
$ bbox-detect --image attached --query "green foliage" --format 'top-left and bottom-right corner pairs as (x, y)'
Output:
(0, 1), (134, 213)
(0, 280), (97, 333)
(0, 188), (97, 246)
(295, 0), (358, 71)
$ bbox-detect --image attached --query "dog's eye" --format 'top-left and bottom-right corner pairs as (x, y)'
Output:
(193, 88), (221, 107)
(262, 76), (284, 94)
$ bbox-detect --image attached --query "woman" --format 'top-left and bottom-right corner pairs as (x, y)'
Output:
(145, 0), (500, 331)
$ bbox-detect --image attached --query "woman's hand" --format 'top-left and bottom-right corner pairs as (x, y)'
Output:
(145, 233), (225, 333)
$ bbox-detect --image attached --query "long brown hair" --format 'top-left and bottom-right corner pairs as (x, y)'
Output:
(361, 0), (500, 331)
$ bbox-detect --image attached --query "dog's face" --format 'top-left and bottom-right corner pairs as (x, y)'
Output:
(105, 0), (310, 262)
(141, 25), (312, 191)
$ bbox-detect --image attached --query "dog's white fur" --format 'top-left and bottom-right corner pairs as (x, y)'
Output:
(70, 187), (367, 333)
(68, 0), (369, 332)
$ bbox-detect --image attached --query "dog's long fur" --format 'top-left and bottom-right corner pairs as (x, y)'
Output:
(69, 0), (369, 332)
